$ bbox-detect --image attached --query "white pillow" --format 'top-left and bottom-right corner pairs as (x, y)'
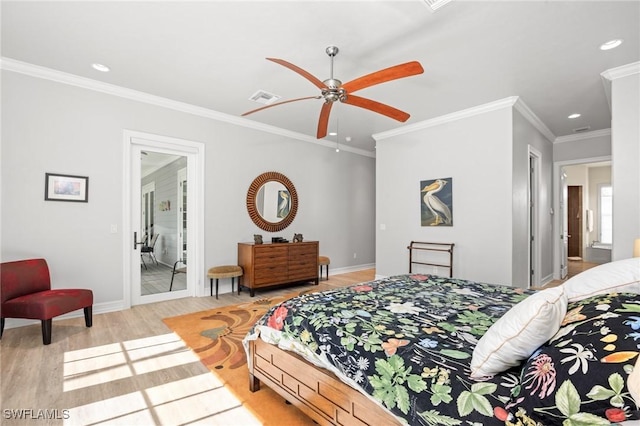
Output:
(470, 286), (567, 379)
(563, 257), (640, 302)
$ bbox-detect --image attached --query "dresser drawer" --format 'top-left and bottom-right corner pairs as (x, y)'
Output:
(254, 246), (288, 262)
(289, 244), (317, 257)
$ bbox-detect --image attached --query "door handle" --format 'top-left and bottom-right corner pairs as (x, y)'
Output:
(134, 231), (139, 250)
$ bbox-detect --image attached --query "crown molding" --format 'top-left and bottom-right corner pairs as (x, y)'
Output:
(373, 96), (519, 141)
(601, 61), (640, 81)
(554, 128), (612, 144)
(512, 97), (556, 142)
(0, 57), (375, 158)
(374, 96), (555, 143)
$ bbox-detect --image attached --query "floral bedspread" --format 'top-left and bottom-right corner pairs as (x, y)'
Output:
(244, 274), (640, 425)
(245, 274), (533, 425)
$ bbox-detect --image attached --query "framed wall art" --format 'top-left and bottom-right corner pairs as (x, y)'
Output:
(420, 177), (452, 226)
(45, 173), (89, 202)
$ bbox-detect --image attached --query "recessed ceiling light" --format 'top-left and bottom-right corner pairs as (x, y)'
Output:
(600, 39), (623, 51)
(568, 113), (581, 119)
(92, 63), (110, 72)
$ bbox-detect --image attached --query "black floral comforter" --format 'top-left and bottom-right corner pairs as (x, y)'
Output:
(245, 274), (532, 425)
(244, 274), (640, 425)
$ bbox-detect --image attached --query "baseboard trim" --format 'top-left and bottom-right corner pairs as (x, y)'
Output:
(2, 300), (125, 330)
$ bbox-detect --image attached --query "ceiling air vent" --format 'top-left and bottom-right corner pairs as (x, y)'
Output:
(249, 90), (281, 105)
(423, 0), (453, 12)
(573, 126), (591, 133)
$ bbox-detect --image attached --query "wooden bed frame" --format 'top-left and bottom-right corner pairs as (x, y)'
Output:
(248, 339), (401, 426)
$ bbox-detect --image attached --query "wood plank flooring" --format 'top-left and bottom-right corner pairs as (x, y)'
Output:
(0, 269), (374, 425)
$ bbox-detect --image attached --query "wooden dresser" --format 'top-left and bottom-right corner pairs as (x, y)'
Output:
(238, 241), (319, 296)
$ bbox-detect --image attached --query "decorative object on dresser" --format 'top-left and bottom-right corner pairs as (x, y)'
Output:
(238, 241), (319, 296)
(292, 233), (303, 242)
(246, 172), (298, 232)
(253, 234), (263, 244)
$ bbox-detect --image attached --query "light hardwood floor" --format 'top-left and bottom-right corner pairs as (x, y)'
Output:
(0, 269), (375, 425)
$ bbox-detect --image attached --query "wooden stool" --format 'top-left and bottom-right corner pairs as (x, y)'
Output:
(207, 265), (243, 299)
(318, 256), (330, 280)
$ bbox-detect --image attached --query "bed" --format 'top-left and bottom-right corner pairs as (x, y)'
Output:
(243, 258), (640, 425)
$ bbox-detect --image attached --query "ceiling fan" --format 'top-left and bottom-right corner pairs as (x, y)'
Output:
(242, 46), (424, 139)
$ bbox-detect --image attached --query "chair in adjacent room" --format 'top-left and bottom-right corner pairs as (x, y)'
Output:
(169, 259), (187, 291)
(0, 258), (93, 345)
(140, 233), (159, 269)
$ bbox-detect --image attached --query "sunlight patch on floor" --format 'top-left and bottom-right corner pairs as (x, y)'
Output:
(63, 333), (201, 391)
(64, 334), (262, 425)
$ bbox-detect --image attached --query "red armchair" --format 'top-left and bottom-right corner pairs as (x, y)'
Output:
(1, 258), (93, 345)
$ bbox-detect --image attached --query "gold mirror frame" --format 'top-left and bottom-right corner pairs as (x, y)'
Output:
(246, 171), (298, 232)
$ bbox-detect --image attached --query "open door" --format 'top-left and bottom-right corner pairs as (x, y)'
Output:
(123, 130), (204, 307)
(560, 168), (569, 279)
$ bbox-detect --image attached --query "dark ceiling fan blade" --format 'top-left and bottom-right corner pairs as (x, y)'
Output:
(343, 94), (410, 122)
(241, 96), (320, 116)
(266, 58), (327, 90)
(317, 102), (333, 139)
(341, 61), (424, 93)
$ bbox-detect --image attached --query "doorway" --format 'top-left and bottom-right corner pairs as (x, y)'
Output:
(528, 147), (541, 288)
(553, 156), (612, 280)
(123, 130), (205, 307)
(140, 152), (186, 295)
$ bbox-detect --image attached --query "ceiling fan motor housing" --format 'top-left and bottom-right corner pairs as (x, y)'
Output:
(322, 78), (347, 103)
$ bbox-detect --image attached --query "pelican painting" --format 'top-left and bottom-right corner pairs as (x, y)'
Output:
(420, 178), (453, 226)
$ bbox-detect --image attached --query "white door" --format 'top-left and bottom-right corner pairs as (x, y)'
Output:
(177, 168), (187, 263)
(123, 130), (205, 307)
(560, 167), (569, 279)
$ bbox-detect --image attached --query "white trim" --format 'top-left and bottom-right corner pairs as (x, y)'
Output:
(123, 130), (206, 307)
(554, 128), (611, 144)
(0, 57), (375, 158)
(528, 145), (543, 288)
(513, 98), (556, 142)
(552, 155), (612, 280)
(373, 96), (555, 142)
(2, 300), (125, 331)
(373, 96), (519, 141)
(601, 61), (640, 81)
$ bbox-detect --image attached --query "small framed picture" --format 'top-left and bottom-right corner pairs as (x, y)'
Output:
(45, 173), (89, 202)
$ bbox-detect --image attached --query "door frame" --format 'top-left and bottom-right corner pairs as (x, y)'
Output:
(122, 130), (205, 307)
(528, 146), (541, 288)
(553, 155), (610, 280)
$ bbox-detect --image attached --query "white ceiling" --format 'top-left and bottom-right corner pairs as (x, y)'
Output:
(2, 1), (639, 152)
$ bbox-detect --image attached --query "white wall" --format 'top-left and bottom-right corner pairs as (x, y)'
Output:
(610, 70), (640, 260)
(1, 70), (376, 310)
(375, 103), (515, 286)
(554, 132), (611, 162)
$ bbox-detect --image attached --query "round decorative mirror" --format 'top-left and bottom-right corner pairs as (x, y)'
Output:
(247, 172), (298, 232)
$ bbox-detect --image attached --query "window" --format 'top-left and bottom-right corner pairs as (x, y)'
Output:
(599, 184), (612, 244)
